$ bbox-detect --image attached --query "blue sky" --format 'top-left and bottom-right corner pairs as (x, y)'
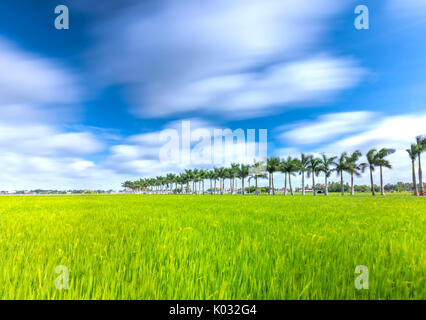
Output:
(0, 0), (425, 190)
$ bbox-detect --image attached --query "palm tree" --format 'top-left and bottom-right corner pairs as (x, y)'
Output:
(178, 173), (186, 194)
(198, 169), (207, 194)
(230, 163), (240, 194)
(415, 135), (426, 196)
(238, 164), (250, 195)
(279, 158), (288, 195)
(224, 167), (233, 194)
(192, 169), (200, 194)
(184, 169), (193, 194)
(217, 167), (227, 195)
(375, 148), (396, 196)
(407, 144), (418, 196)
(213, 167), (220, 194)
(250, 160), (267, 195)
(318, 154), (336, 196)
(247, 176), (253, 194)
(155, 176), (164, 194)
(206, 170), (214, 195)
(298, 154), (311, 196)
(335, 152), (348, 196)
(166, 173), (176, 194)
(307, 157), (321, 196)
(280, 157), (298, 195)
(345, 151), (366, 196)
(122, 180), (133, 192)
(266, 157), (280, 195)
(366, 149), (378, 196)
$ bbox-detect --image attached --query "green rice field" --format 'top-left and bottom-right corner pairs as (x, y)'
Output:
(0, 194), (424, 299)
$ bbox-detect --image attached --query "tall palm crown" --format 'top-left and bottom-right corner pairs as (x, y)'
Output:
(198, 169), (207, 194)
(345, 150), (366, 195)
(280, 156), (298, 195)
(250, 160), (267, 195)
(374, 148), (395, 169)
(238, 164), (250, 179)
(365, 148), (378, 195)
(238, 164), (250, 195)
(184, 169), (193, 193)
(306, 157), (321, 196)
(407, 144), (418, 161)
(335, 152), (348, 195)
(318, 154), (337, 178)
(345, 151), (364, 174)
(216, 167), (227, 194)
(374, 148), (396, 196)
(298, 153), (311, 195)
(318, 154), (336, 196)
(266, 157), (281, 195)
(334, 152), (348, 174)
(230, 163), (240, 194)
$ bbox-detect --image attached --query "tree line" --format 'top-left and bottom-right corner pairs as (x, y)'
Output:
(122, 136), (426, 196)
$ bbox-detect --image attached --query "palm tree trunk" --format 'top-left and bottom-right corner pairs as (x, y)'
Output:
(380, 165), (385, 196)
(284, 173), (288, 196)
(369, 167), (375, 196)
(312, 175), (316, 196)
(255, 176), (259, 195)
(231, 177), (235, 195)
(272, 173), (275, 195)
(324, 175), (328, 196)
(289, 175), (293, 195)
(302, 172), (305, 196)
(221, 178), (224, 195)
(412, 160), (418, 196)
(350, 173), (354, 196)
(419, 155), (424, 196)
(340, 171), (344, 196)
(268, 173), (272, 195)
(242, 177), (245, 195)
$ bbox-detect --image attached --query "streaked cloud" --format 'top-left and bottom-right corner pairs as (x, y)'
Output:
(279, 111), (375, 145)
(90, 0), (363, 119)
(0, 38), (80, 106)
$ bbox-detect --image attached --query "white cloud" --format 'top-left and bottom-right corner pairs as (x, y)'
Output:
(324, 113), (426, 152)
(139, 57), (365, 119)
(90, 0), (363, 119)
(0, 122), (104, 156)
(279, 111), (375, 145)
(0, 151), (125, 191)
(0, 38), (80, 106)
(105, 118), (265, 176)
(0, 39), (119, 190)
(0, 120), (111, 190)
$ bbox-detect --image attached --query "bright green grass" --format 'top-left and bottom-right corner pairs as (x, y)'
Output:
(0, 194), (424, 299)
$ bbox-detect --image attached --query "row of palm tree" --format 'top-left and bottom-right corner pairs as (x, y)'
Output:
(122, 138), (426, 196)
